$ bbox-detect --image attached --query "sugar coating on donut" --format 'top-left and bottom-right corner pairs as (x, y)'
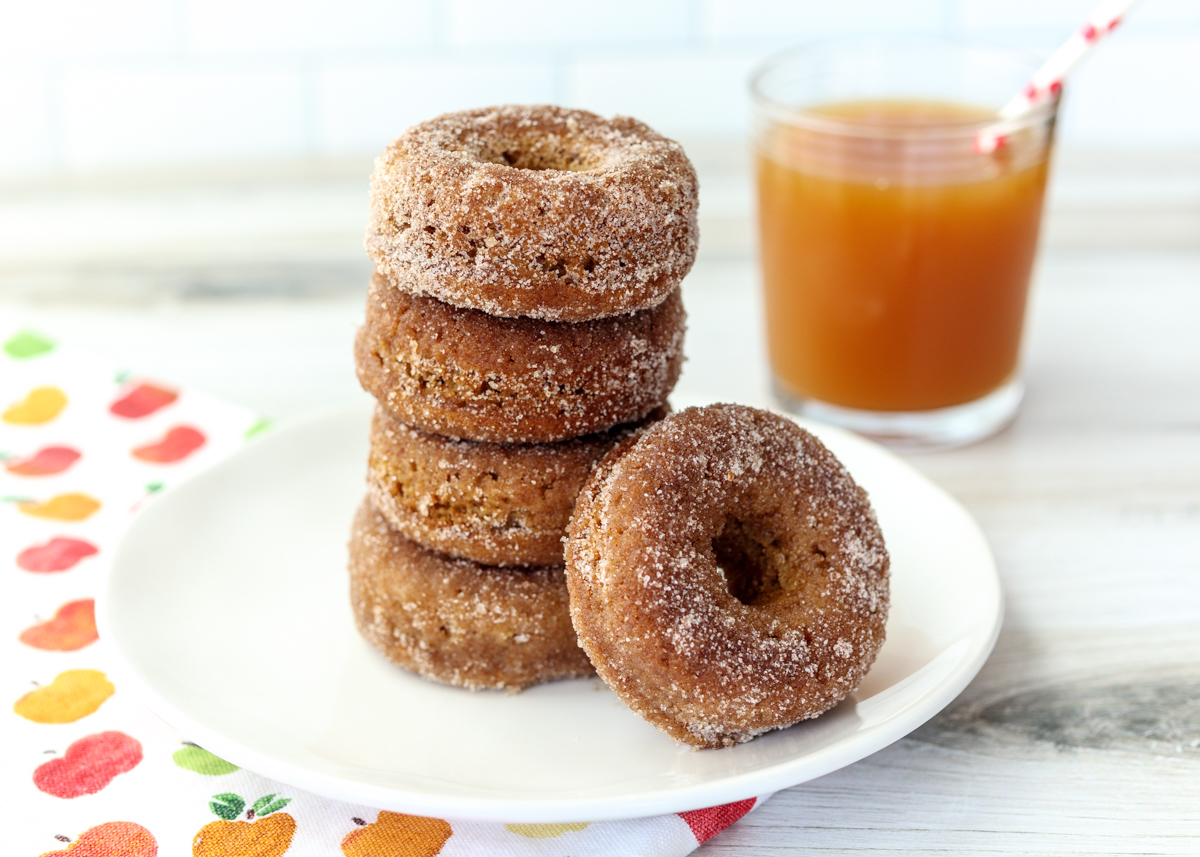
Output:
(349, 499), (594, 691)
(565, 404), (889, 747)
(355, 271), (685, 443)
(367, 407), (667, 567)
(365, 104), (699, 322)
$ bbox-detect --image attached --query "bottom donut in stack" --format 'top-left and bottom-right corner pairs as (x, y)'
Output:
(348, 499), (594, 691)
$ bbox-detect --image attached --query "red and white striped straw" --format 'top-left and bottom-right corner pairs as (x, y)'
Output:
(975, 0), (1141, 153)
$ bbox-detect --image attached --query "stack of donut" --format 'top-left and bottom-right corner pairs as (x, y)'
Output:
(347, 105), (698, 692)
(347, 104), (891, 749)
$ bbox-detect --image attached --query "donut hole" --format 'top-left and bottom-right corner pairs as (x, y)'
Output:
(477, 140), (602, 172)
(713, 518), (788, 607)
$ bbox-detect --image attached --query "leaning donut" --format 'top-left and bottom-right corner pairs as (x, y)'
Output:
(367, 407), (666, 568)
(349, 500), (593, 691)
(365, 105), (699, 322)
(355, 271), (684, 443)
(565, 405), (889, 747)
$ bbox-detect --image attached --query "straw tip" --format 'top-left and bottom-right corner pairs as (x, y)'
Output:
(973, 132), (1006, 154)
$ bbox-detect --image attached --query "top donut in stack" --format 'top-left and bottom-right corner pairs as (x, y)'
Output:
(364, 104), (698, 325)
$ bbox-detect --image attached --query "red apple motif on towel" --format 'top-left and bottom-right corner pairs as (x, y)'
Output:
(17, 538), (100, 572)
(35, 731), (143, 798)
(20, 600), (98, 651)
(6, 445), (81, 476)
(132, 426), (205, 463)
(679, 798), (756, 844)
(37, 821), (157, 857)
(110, 383), (177, 419)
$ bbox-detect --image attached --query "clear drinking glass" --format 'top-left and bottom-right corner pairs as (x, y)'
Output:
(752, 38), (1059, 450)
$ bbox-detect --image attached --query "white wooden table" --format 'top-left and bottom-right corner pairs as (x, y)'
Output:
(6, 177), (1199, 853)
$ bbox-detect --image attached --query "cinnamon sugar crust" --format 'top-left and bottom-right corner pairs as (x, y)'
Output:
(367, 407), (666, 568)
(349, 499), (594, 691)
(355, 271), (685, 443)
(365, 105), (699, 322)
(564, 405), (889, 748)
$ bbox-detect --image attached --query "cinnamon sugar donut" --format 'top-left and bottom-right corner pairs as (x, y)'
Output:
(365, 105), (699, 322)
(367, 407), (665, 568)
(565, 405), (889, 747)
(349, 499), (593, 691)
(355, 271), (685, 443)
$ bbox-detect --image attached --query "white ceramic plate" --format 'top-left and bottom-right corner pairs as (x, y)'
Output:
(102, 401), (1002, 823)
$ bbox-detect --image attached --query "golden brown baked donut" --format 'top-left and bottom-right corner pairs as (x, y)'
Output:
(354, 271), (685, 443)
(367, 407), (666, 568)
(349, 499), (594, 691)
(365, 105), (699, 322)
(565, 405), (889, 747)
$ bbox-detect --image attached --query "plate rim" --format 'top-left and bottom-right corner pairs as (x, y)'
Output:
(100, 402), (1003, 822)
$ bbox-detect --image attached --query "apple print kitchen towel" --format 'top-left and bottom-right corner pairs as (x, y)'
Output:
(2, 327), (767, 857)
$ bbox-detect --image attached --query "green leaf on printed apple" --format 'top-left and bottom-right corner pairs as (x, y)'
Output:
(210, 793), (245, 820)
(258, 797), (291, 816)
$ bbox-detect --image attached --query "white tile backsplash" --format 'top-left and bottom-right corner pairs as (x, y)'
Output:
(317, 57), (557, 154)
(702, 0), (947, 41)
(0, 0), (179, 63)
(184, 0), (437, 55)
(0, 67), (54, 177)
(446, 0), (693, 47)
(58, 63), (309, 170)
(1060, 33), (1200, 147)
(957, 0), (1098, 31)
(567, 50), (765, 138)
(1126, 0), (1200, 26)
(1, 0), (1196, 177)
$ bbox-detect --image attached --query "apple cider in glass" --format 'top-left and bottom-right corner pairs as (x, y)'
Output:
(752, 41), (1058, 448)
(759, 100), (1049, 412)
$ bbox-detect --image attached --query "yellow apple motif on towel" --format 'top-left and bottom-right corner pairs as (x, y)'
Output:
(3, 386), (67, 424)
(17, 493), (101, 521)
(14, 669), (115, 724)
(341, 811), (452, 856)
